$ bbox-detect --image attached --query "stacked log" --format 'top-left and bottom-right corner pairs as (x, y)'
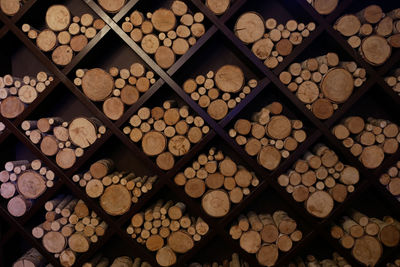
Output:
(385, 68), (400, 96)
(331, 211), (400, 266)
(83, 254), (151, 267)
(32, 195), (108, 267)
(189, 253), (248, 267)
(21, 116), (106, 169)
(278, 143), (359, 218)
(74, 63), (156, 121)
(205, 0), (230, 16)
(387, 259), (400, 267)
(122, 1), (206, 69)
(12, 248), (46, 267)
(22, 6), (105, 66)
(0, 159), (55, 217)
(379, 160), (400, 201)
(334, 6), (400, 66)
(306, 0), (339, 15)
(127, 199), (209, 266)
(234, 12), (316, 69)
(72, 158), (157, 216)
(229, 210), (303, 266)
(281, 53), (366, 120)
(289, 252), (351, 267)
(123, 100), (209, 170)
(174, 147), (259, 218)
(332, 116), (400, 169)
(0, 72), (53, 119)
(228, 101), (307, 171)
(182, 64), (258, 121)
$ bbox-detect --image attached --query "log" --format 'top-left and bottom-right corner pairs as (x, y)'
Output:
(8, 195), (31, 217)
(146, 234), (164, 251)
(207, 99), (228, 120)
(267, 115), (292, 139)
(168, 135), (191, 156)
(339, 166), (359, 185)
(360, 35), (391, 66)
(172, 38), (189, 55)
(311, 0), (338, 15)
(155, 46), (175, 69)
(201, 189), (230, 217)
(70, 35), (88, 52)
(321, 68), (354, 103)
(239, 230), (261, 254)
(152, 9), (176, 32)
(56, 148), (76, 169)
(42, 231), (66, 253)
(334, 15), (361, 36)
(0, 96), (25, 118)
(59, 249), (76, 267)
(36, 29), (57, 52)
(68, 233), (90, 253)
(98, 0), (125, 13)
(18, 85), (38, 104)
(16, 170), (46, 199)
(360, 145), (384, 169)
(297, 81), (319, 103)
(167, 231), (194, 253)
(252, 38), (274, 60)
(103, 97), (124, 120)
(156, 152), (175, 170)
(257, 146), (281, 170)
(234, 12), (265, 44)
(141, 34), (160, 54)
(351, 235), (382, 266)
(256, 244), (279, 267)
(100, 184), (131, 215)
(46, 5), (71, 31)
(206, 0), (230, 15)
(52, 45), (73, 66)
(68, 117), (98, 148)
(156, 246), (177, 267)
(81, 68), (114, 101)
(13, 248), (45, 267)
(277, 234), (292, 252)
(215, 65), (244, 93)
(357, 5), (383, 24)
(141, 131), (166, 156)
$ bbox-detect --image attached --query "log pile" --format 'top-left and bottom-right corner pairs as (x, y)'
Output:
(288, 252), (351, 267)
(331, 210), (400, 266)
(32, 195), (108, 267)
(84, 254), (151, 267)
(123, 100), (209, 170)
(126, 199), (209, 266)
(228, 101), (307, 171)
(174, 147), (260, 218)
(229, 210), (303, 266)
(332, 116), (400, 169)
(379, 160), (400, 201)
(74, 63), (156, 121)
(205, 0), (230, 16)
(22, 6), (105, 66)
(0, 72), (53, 119)
(73, 158), (157, 216)
(21, 116), (106, 169)
(0, 159), (55, 217)
(278, 143), (360, 218)
(189, 253), (248, 267)
(334, 6), (400, 66)
(281, 53), (366, 120)
(12, 248), (46, 267)
(387, 259), (400, 267)
(306, 0), (338, 15)
(122, 1), (206, 69)
(234, 12), (316, 69)
(385, 68), (400, 96)
(182, 64), (258, 121)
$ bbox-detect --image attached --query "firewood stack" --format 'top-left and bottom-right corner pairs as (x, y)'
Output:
(22, 5), (105, 66)
(306, 0), (338, 15)
(331, 211), (400, 266)
(123, 100), (209, 170)
(332, 116), (400, 169)
(234, 12), (316, 69)
(189, 253), (248, 267)
(84, 254), (151, 267)
(21, 116), (106, 169)
(182, 65), (258, 121)
(281, 53), (366, 120)
(205, 0), (230, 16)
(174, 147), (260, 218)
(278, 143), (360, 218)
(334, 6), (400, 66)
(289, 252), (351, 267)
(229, 210), (303, 266)
(0, 72), (53, 119)
(97, 0), (126, 14)
(12, 248), (46, 267)
(74, 63), (156, 121)
(385, 68), (400, 95)
(122, 1), (206, 69)
(126, 199), (209, 266)
(228, 101), (307, 171)
(0, 159), (55, 217)
(388, 259), (400, 267)
(73, 158), (157, 216)
(32, 195), (108, 267)
(380, 160), (400, 201)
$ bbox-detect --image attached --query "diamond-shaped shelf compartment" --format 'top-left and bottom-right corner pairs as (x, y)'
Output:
(280, 32), (368, 120)
(124, 187), (210, 267)
(227, 0), (317, 70)
(18, 0), (105, 69)
(385, 66), (400, 97)
(120, 0), (210, 70)
(332, 2), (400, 68)
(70, 135), (158, 218)
(173, 137), (262, 219)
(70, 30), (159, 123)
(121, 85), (211, 172)
(0, 32), (55, 120)
(307, 0), (339, 16)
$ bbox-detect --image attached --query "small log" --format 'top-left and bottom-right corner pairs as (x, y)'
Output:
(256, 244), (279, 266)
(167, 231), (194, 253)
(52, 45), (73, 66)
(100, 184), (131, 215)
(46, 5), (71, 31)
(201, 189), (230, 217)
(257, 146), (281, 170)
(351, 235), (382, 266)
(155, 46), (175, 69)
(156, 246), (177, 267)
(17, 170), (46, 199)
(215, 65), (244, 93)
(42, 231), (66, 253)
(311, 0), (338, 15)
(13, 248), (45, 267)
(81, 68), (114, 101)
(334, 15), (361, 36)
(152, 8), (176, 32)
(98, 0), (125, 13)
(239, 230), (261, 254)
(234, 12), (264, 44)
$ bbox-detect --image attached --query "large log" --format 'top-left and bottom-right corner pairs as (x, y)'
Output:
(68, 118), (98, 148)
(46, 5), (71, 31)
(201, 189), (230, 217)
(100, 184), (131, 215)
(81, 68), (114, 101)
(16, 170), (46, 199)
(234, 12), (265, 44)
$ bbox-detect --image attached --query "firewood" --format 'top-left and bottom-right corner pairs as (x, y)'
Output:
(310, 0), (338, 15)
(167, 231), (194, 253)
(156, 246), (176, 266)
(13, 248), (45, 267)
(351, 236), (382, 266)
(36, 29), (57, 52)
(152, 9), (176, 32)
(155, 46), (176, 69)
(214, 65), (244, 93)
(0, 96), (25, 118)
(98, 0), (125, 13)
(42, 231), (66, 253)
(52, 45), (73, 66)
(256, 244), (279, 266)
(46, 5), (71, 31)
(234, 12), (265, 44)
(81, 68), (113, 101)
(206, 0), (230, 15)
(360, 35), (391, 66)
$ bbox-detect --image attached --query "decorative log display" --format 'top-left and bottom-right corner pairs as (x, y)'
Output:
(334, 5), (400, 66)
(332, 116), (400, 169)
(0, 73), (53, 119)
(234, 12), (316, 69)
(385, 68), (400, 96)
(288, 252), (351, 267)
(22, 6), (105, 66)
(174, 147), (259, 217)
(32, 195), (107, 266)
(84, 254), (151, 267)
(229, 210), (302, 266)
(189, 253), (248, 267)
(182, 65), (258, 120)
(122, 1), (206, 69)
(306, 0), (339, 15)
(228, 101), (307, 170)
(281, 53), (366, 120)
(12, 248), (46, 267)
(123, 100), (209, 170)
(127, 199), (209, 266)
(72, 158), (157, 216)
(380, 160), (400, 201)
(0, 159), (55, 217)
(74, 63), (156, 121)
(331, 211), (400, 266)
(21, 116), (106, 169)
